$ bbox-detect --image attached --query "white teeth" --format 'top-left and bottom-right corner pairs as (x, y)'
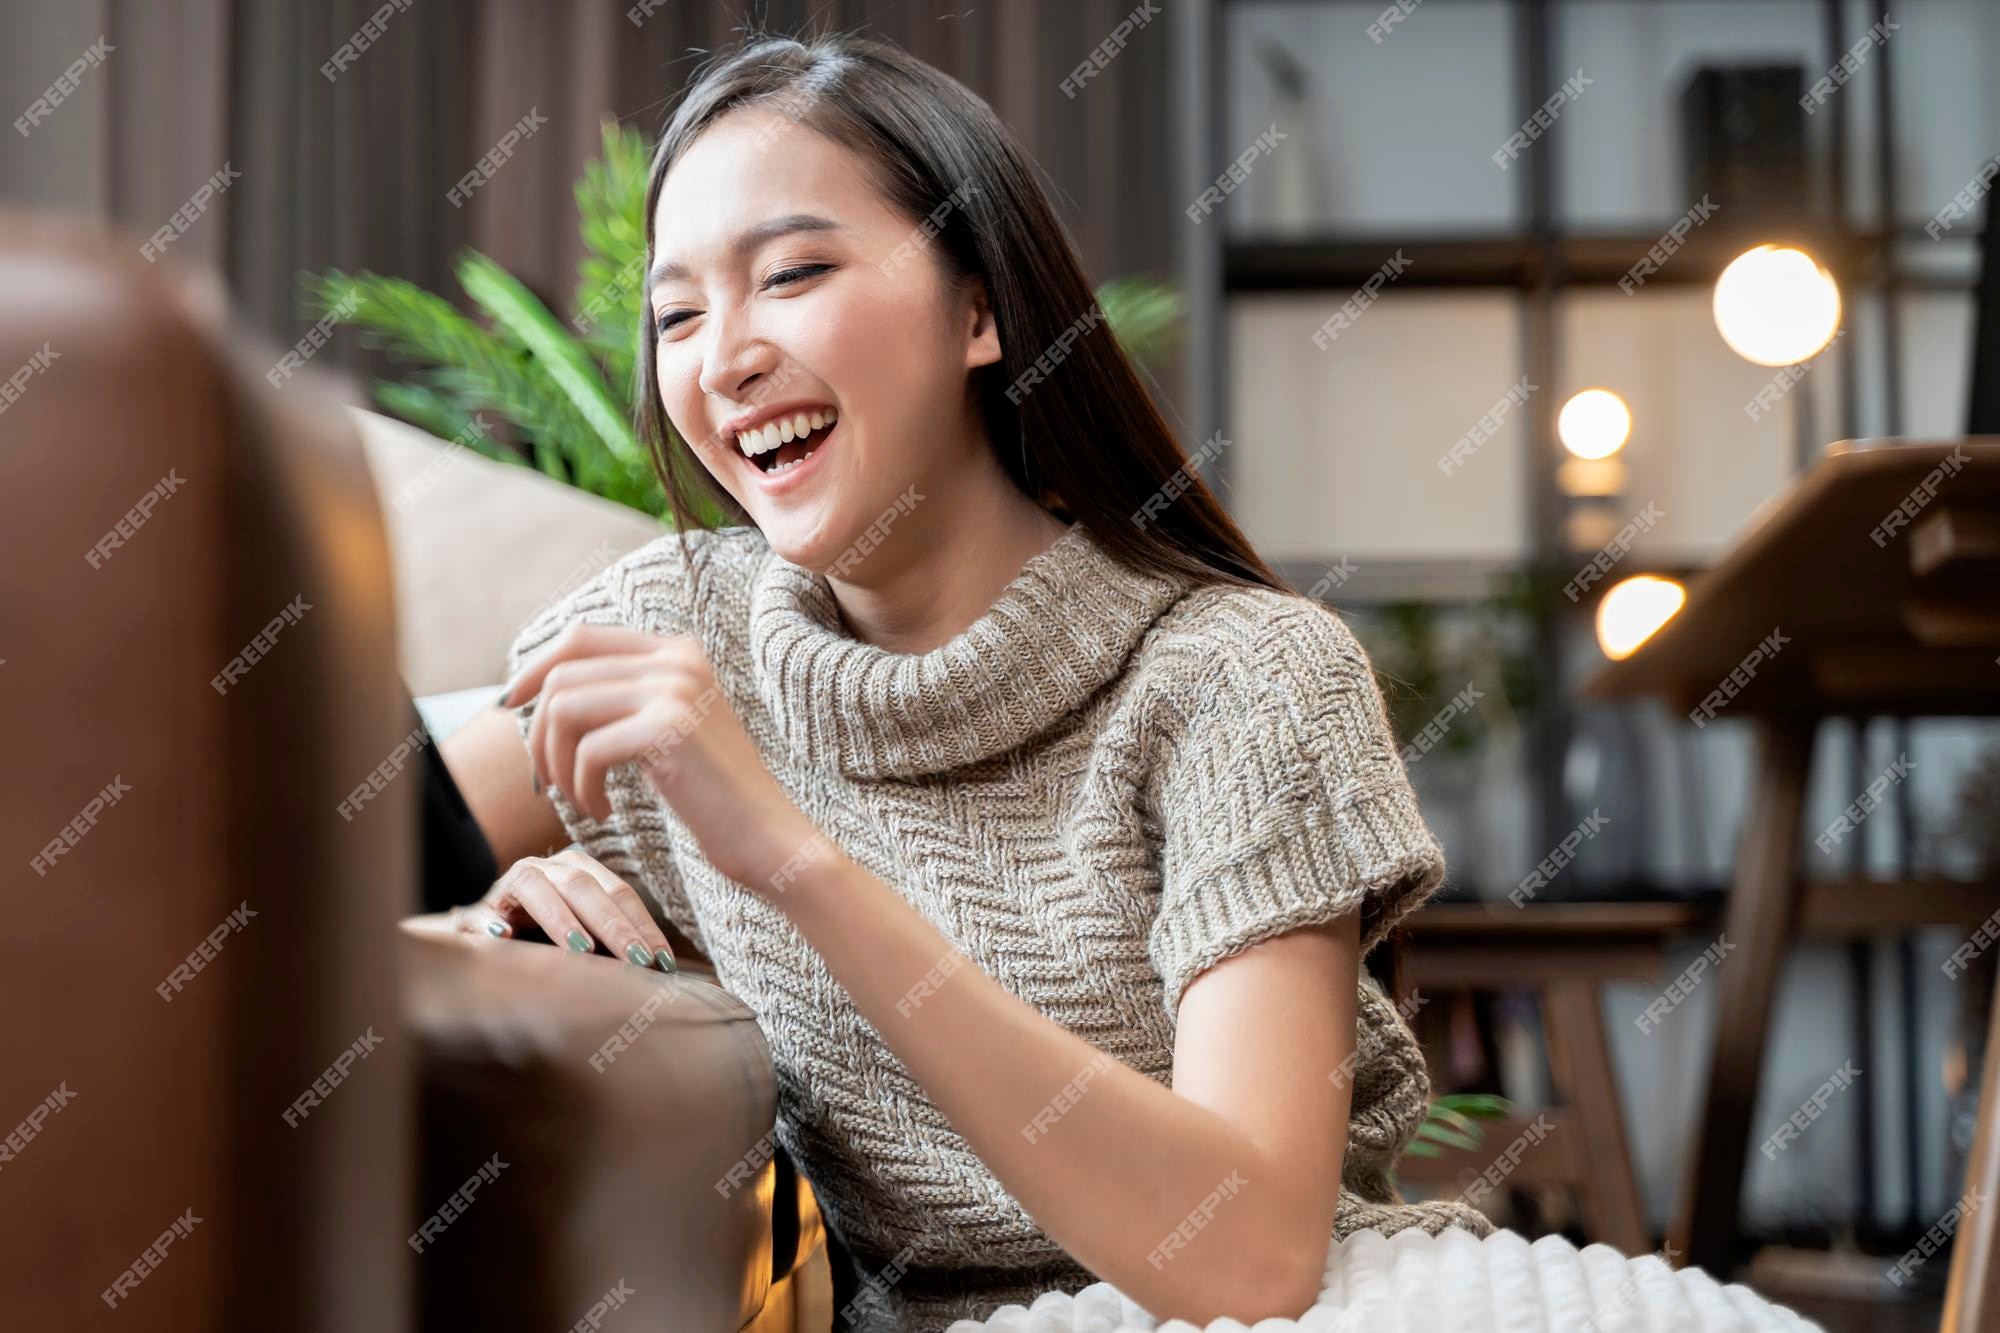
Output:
(736, 406), (837, 458)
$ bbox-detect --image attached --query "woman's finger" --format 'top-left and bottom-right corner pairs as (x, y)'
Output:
(522, 652), (660, 784)
(502, 622), (666, 708)
(534, 678), (667, 808)
(541, 858), (667, 970)
(553, 849), (676, 971)
(489, 860), (595, 956)
(452, 900), (516, 940)
(570, 705), (692, 823)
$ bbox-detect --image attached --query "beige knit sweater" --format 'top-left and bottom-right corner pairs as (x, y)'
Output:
(506, 520), (1492, 1331)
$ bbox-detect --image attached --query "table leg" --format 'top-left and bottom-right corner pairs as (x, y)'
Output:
(1667, 718), (1815, 1273)
(1942, 963), (2000, 1331)
(1545, 978), (1651, 1255)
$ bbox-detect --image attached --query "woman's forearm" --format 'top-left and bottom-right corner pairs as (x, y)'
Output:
(776, 849), (1334, 1322)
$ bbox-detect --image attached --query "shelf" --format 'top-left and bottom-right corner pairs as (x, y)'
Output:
(1224, 226), (1976, 293)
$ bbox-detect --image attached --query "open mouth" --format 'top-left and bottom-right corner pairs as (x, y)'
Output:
(747, 419), (838, 476)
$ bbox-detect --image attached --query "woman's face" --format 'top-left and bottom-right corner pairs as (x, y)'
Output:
(648, 106), (1001, 571)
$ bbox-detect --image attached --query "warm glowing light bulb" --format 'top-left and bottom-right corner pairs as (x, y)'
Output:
(1595, 575), (1686, 660)
(1558, 389), (1632, 460)
(1713, 245), (1841, 366)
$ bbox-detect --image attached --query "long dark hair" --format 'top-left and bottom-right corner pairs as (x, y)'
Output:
(637, 27), (1288, 596)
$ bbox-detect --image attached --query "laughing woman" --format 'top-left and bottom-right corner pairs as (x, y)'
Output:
(435, 29), (1810, 1333)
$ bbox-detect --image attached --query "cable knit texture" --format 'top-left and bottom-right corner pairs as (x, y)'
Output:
(506, 521), (1493, 1332)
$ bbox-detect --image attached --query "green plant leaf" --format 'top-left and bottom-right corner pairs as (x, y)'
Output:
(455, 249), (643, 471)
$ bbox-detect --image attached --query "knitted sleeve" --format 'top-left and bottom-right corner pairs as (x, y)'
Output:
(500, 528), (719, 959)
(1145, 595), (1447, 1016)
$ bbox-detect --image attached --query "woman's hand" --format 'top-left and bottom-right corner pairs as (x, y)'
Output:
(499, 622), (833, 897)
(451, 847), (678, 972)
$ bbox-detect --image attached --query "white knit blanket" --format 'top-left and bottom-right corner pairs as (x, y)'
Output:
(944, 1227), (1826, 1333)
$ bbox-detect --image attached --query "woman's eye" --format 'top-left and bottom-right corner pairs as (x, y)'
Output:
(764, 263), (831, 288)
(655, 309), (692, 335)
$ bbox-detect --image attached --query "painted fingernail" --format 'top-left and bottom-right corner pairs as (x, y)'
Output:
(566, 930), (591, 954)
(486, 920), (508, 938)
(655, 949), (678, 975)
(626, 942), (655, 969)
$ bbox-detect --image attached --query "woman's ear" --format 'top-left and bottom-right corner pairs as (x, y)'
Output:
(962, 278), (1003, 371)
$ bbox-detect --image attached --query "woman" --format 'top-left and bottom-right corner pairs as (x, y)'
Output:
(435, 29), (1799, 1333)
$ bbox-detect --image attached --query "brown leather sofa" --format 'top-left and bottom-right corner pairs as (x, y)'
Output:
(0, 213), (828, 1332)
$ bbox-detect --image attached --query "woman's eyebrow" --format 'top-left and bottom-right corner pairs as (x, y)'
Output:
(647, 213), (844, 290)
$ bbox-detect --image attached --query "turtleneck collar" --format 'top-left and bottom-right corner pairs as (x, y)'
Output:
(748, 522), (1190, 779)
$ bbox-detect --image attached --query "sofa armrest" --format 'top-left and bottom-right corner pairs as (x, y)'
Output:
(398, 926), (785, 1329)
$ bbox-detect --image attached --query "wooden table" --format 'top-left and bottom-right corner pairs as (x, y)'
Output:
(1582, 438), (2000, 1329)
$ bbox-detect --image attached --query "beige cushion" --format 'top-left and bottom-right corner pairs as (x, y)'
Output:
(353, 407), (665, 694)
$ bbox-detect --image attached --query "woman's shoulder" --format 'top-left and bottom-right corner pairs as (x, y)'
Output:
(506, 523), (769, 669)
(1137, 577), (1376, 702)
